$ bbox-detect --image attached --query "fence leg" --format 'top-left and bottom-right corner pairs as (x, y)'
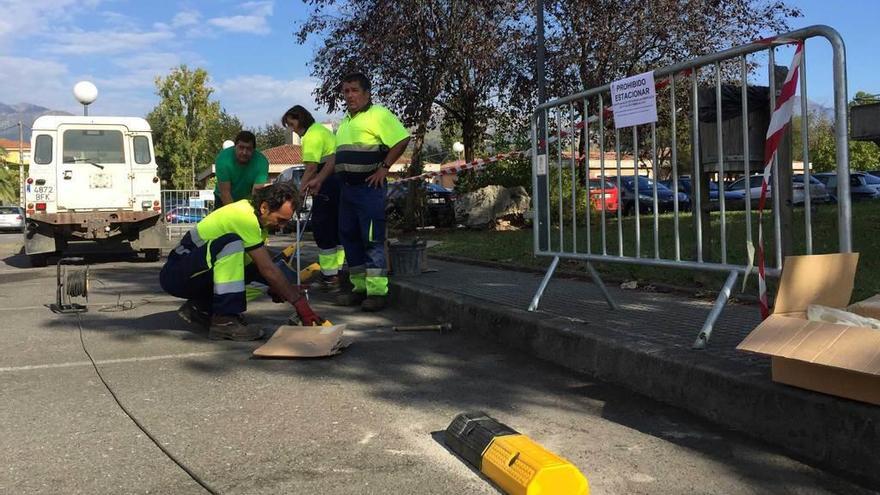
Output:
(692, 270), (739, 350)
(528, 256), (559, 312)
(586, 262), (618, 310)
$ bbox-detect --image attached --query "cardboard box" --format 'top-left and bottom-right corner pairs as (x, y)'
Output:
(737, 253), (880, 406)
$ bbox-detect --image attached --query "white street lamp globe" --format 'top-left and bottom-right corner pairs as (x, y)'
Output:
(73, 81), (98, 105)
(222, 140), (235, 149)
(452, 141), (465, 153)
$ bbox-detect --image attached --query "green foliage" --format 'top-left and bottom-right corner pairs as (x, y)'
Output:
(793, 92), (880, 173)
(205, 110), (244, 156)
(455, 157), (532, 193)
(253, 123), (288, 150)
(0, 166), (18, 204)
(146, 65), (222, 189)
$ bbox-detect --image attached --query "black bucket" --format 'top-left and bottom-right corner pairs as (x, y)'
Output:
(389, 240), (426, 276)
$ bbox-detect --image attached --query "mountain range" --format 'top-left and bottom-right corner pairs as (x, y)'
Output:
(0, 103), (72, 142)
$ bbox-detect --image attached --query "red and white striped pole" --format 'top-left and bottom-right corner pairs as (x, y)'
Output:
(755, 41), (804, 319)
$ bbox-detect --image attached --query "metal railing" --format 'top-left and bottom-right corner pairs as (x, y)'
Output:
(529, 25), (851, 348)
(160, 190), (215, 240)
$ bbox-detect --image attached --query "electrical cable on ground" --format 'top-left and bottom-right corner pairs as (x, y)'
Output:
(74, 313), (220, 494)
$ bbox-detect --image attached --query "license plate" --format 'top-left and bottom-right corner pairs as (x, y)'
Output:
(428, 198), (445, 204)
(32, 185), (54, 201)
(90, 173), (112, 188)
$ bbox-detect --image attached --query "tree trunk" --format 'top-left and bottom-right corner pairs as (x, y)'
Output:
(402, 123), (428, 231)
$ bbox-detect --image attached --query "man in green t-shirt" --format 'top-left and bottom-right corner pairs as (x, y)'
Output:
(214, 130), (270, 208)
(160, 182), (325, 341)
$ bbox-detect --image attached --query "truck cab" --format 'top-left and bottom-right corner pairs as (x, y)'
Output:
(24, 116), (165, 265)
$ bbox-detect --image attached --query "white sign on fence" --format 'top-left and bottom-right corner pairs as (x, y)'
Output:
(611, 71), (658, 129)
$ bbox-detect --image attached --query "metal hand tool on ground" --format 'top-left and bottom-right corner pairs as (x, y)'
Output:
(392, 323), (452, 334)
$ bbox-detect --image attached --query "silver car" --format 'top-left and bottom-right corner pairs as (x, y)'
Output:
(0, 206), (25, 232)
(726, 174), (831, 206)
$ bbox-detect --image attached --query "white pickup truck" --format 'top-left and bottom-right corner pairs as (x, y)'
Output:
(23, 115), (165, 266)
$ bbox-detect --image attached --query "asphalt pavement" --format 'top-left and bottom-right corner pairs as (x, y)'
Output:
(0, 244), (875, 494)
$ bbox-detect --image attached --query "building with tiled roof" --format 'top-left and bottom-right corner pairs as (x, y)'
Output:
(0, 137), (30, 166)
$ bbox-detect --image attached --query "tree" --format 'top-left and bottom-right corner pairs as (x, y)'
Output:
(506, 0), (800, 182)
(206, 110), (245, 154)
(0, 167), (17, 205)
(797, 92), (880, 172)
(253, 123), (288, 150)
(146, 65), (222, 189)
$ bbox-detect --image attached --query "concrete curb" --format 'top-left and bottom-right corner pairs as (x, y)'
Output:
(390, 278), (880, 487)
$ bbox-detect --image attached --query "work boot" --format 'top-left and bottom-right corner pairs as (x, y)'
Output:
(334, 291), (367, 306)
(337, 270), (354, 293)
(208, 315), (264, 341)
(177, 300), (210, 328)
(316, 274), (340, 292)
(361, 295), (387, 312)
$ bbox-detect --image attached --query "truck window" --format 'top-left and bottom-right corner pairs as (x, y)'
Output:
(62, 129), (124, 164)
(34, 135), (53, 164)
(133, 135), (151, 164)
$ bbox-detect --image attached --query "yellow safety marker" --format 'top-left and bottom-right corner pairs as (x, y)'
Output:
(281, 243), (300, 259)
(445, 412), (589, 495)
(481, 434), (588, 495)
(298, 262), (321, 283)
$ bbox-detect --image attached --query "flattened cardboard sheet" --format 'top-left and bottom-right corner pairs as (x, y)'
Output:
(253, 324), (350, 358)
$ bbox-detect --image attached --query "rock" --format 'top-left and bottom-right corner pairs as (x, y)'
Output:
(454, 185), (531, 229)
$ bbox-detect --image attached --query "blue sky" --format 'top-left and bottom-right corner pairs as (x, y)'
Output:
(0, 0), (877, 128)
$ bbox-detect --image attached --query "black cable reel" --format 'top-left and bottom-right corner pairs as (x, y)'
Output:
(49, 257), (90, 314)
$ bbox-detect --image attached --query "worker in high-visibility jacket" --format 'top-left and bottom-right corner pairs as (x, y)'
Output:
(281, 105), (345, 291)
(160, 182), (324, 341)
(333, 72), (410, 311)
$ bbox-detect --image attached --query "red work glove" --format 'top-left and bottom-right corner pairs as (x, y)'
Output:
(293, 296), (322, 326)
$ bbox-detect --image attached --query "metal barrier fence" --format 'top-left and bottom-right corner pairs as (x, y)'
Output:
(529, 25), (851, 348)
(160, 190), (215, 240)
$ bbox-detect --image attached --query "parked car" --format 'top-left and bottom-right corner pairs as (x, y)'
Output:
(0, 205), (25, 232)
(866, 170), (880, 179)
(587, 179), (619, 213)
(725, 174), (830, 207)
(660, 176), (743, 209)
(813, 172), (880, 201)
(165, 207), (209, 224)
(607, 176), (689, 216)
(386, 182), (456, 227)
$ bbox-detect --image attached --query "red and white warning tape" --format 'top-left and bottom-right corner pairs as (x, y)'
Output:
(393, 150), (527, 184)
(753, 41), (804, 319)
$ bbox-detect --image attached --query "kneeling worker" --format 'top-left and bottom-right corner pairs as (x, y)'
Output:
(160, 182), (324, 341)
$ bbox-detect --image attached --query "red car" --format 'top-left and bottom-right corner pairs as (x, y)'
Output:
(588, 179), (619, 213)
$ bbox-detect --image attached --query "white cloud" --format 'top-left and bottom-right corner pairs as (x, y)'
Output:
(171, 10), (201, 28)
(0, 56), (75, 111)
(0, 0), (102, 41)
(214, 75), (330, 127)
(44, 29), (175, 55)
(207, 1), (274, 35)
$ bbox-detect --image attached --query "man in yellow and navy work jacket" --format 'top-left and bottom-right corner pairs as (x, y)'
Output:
(333, 72), (410, 311)
(282, 105), (345, 291)
(160, 182), (324, 341)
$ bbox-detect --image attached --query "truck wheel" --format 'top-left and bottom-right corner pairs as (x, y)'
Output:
(143, 249), (161, 262)
(29, 254), (48, 267)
